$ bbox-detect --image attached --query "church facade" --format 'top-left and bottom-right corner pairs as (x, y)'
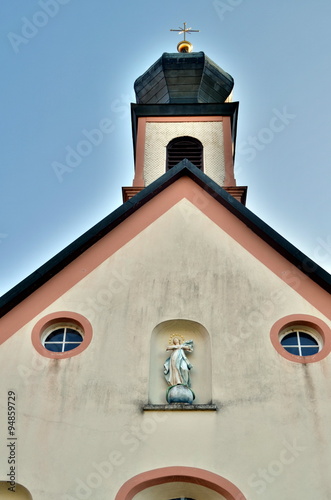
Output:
(1, 39), (331, 500)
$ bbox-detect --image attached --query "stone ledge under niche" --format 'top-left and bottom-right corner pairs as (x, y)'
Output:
(143, 404), (218, 411)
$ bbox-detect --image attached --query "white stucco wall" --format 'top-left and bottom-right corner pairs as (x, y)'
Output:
(144, 122), (225, 185)
(1, 199), (331, 500)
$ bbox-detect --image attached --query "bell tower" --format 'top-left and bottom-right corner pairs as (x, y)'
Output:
(123, 26), (247, 204)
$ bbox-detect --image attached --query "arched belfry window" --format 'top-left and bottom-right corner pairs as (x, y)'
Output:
(166, 136), (203, 171)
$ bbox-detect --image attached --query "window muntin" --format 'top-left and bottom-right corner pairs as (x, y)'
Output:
(43, 326), (83, 353)
(280, 330), (320, 356)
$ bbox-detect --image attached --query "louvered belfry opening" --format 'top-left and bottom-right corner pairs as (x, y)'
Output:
(166, 136), (203, 171)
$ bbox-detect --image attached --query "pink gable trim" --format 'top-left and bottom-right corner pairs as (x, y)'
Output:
(0, 177), (330, 344)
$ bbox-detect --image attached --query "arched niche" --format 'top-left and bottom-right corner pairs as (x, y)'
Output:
(115, 467), (247, 500)
(0, 482), (33, 499)
(149, 319), (212, 404)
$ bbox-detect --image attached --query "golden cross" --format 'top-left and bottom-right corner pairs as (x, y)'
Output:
(170, 22), (200, 41)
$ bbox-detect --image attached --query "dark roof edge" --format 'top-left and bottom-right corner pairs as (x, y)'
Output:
(187, 164), (331, 292)
(1, 160), (330, 317)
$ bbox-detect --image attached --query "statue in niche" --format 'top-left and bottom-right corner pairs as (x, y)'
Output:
(164, 335), (195, 404)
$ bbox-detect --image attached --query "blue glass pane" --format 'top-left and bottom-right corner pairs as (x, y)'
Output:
(298, 332), (318, 346)
(63, 343), (81, 352)
(301, 346), (319, 356)
(66, 332), (83, 342)
(46, 329), (65, 342)
(66, 328), (79, 334)
(281, 333), (298, 346)
(44, 343), (63, 352)
(283, 346), (300, 355)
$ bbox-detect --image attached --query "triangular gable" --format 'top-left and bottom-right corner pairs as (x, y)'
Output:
(1, 160), (330, 343)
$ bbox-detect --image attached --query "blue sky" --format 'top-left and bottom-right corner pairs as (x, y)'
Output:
(1, 0), (331, 295)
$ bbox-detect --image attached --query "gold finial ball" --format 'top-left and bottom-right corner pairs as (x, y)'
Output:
(177, 40), (193, 53)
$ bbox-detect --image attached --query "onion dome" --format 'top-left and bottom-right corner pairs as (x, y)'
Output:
(134, 51), (234, 104)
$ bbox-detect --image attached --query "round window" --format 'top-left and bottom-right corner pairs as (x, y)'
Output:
(43, 324), (84, 353)
(32, 312), (92, 359)
(270, 315), (331, 364)
(280, 329), (321, 357)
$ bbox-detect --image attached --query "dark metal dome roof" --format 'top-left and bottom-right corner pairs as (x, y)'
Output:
(134, 52), (234, 104)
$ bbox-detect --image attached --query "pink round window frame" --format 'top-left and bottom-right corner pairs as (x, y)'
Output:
(31, 311), (93, 359)
(270, 314), (331, 363)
